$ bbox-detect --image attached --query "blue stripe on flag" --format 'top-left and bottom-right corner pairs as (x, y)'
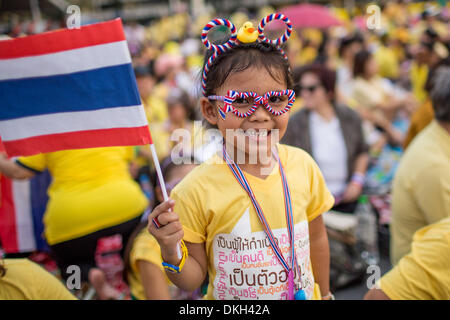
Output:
(0, 63), (141, 120)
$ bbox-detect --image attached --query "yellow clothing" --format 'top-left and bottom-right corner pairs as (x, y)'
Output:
(374, 46), (399, 79)
(17, 147), (149, 245)
(403, 99), (435, 149)
(171, 144), (334, 300)
(352, 76), (388, 111)
(0, 259), (77, 300)
(128, 228), (172, 300)
(391, 121), (450, 265)
(410, 62), (428, 104)
(379, 218), (450, 300)
(142, 94), (168, 125)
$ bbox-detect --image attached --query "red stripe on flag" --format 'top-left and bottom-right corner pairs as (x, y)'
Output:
(3, 126), (153, 157)
(0, 176), (19, 253)
(0, 19), (126, 59)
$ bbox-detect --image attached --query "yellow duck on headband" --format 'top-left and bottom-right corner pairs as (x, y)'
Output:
(237, 21), (259, 43)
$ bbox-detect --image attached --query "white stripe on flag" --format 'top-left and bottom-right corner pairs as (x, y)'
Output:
(0, 40), (131, 81)
(0, 105), (148, 141)
(12, 179), (37, 252)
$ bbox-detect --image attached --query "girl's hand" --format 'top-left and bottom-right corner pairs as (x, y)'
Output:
(148, 199), (184, 264)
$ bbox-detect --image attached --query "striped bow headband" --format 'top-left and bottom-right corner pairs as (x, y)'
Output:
(201, 13), (293, 96)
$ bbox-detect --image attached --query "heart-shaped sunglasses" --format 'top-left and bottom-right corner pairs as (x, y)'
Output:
(208, 89), (295, 119)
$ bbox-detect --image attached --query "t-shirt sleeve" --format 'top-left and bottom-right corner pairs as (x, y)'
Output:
(31, 261), (77, 300)
(171, 186), (207, 243)
(379, 228), (450, 300)
(305, 155), (335, 222)
(16, 154), (46, 173)
(130, 230), (164, 273)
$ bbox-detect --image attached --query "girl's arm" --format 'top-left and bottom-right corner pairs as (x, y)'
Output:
(137, 260), (171, 300)
(0, 154), (35, 180)
(148, 200), (208, 291)
(308, 214), (331, 299)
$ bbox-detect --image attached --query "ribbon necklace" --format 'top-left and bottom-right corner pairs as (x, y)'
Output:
(222, 144), (305, 300)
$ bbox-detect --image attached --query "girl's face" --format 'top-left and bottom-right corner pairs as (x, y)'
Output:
(300, 72), (329, 109)
(201, 66), (290, 163)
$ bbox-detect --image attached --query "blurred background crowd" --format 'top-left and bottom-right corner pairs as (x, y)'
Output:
(0, 0), (449, 300)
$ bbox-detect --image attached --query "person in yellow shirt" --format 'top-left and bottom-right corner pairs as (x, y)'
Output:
(390, 66), (450, 265)
(144, 88), (202, 163)
(0, 146), (149, 299)
(404, 57), (450, 149)
(125, 156), (199, 300)
(374, 34), (399, 81)
(148, 39), (335, 300)
(364, 217), (450, 300)
(0, 258), (77, 300)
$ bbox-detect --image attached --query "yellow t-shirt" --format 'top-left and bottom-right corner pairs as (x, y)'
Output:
(0, 259), (77, 300)
(127, 228), (172, 300)
(379, 218), (450, 300)
(171, 144), (334, 300)
(391, 121), (450, 265)
(17, 147), (149, 245)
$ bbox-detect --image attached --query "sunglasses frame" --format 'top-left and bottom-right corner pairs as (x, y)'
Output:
(208, 89), (295, 119)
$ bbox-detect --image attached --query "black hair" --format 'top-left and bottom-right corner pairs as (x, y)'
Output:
(430, 66), (450, 122)
(202, 41), (293, 97)
(0, 259), (6, 278)
(292, 64), (337, 103)
(353, 50), (372, 78)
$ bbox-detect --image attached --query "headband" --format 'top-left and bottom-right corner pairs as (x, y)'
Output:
(201, 13), (293, 96)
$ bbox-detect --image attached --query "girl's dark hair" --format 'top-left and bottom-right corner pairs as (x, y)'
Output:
(353, 50), (373, 78)
(202, 41), (293, 97)
(292, 64), (336, 102)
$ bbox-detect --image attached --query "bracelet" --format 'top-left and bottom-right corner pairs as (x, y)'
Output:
(322, 292), (335, 300)
(161, 240), (188, 273)
(351, 172), (365, 188)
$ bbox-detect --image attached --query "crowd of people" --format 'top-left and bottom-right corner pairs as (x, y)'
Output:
(0, 1), (449, 301)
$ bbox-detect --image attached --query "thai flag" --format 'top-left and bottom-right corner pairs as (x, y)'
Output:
(0, 18), (152, 157)
(0, 139), (50, 253)
(0, 170), (51, 254)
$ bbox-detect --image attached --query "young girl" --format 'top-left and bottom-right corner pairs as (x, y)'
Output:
(148, 16), (335, 300)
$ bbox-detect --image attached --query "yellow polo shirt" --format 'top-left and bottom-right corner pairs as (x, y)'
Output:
(379, 218), (450, 300)
(391, 121), (450, 265)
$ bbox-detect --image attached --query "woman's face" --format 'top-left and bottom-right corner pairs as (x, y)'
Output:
(365, 57), (378, 78)
(299, 72), (329, 110)
(201, 66), (290, 164)
(168, 103), (187, 124)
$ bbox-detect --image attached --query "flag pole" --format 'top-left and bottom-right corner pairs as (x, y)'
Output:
(148, 143), (182, 259)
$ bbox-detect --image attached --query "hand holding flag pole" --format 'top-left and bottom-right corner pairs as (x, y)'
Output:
(148, 143), (183, 260)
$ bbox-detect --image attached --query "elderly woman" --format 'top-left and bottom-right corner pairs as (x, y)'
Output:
(282, 64), (369, 213)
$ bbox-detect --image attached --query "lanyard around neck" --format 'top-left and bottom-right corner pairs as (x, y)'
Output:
(221, 144), (299, 278)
